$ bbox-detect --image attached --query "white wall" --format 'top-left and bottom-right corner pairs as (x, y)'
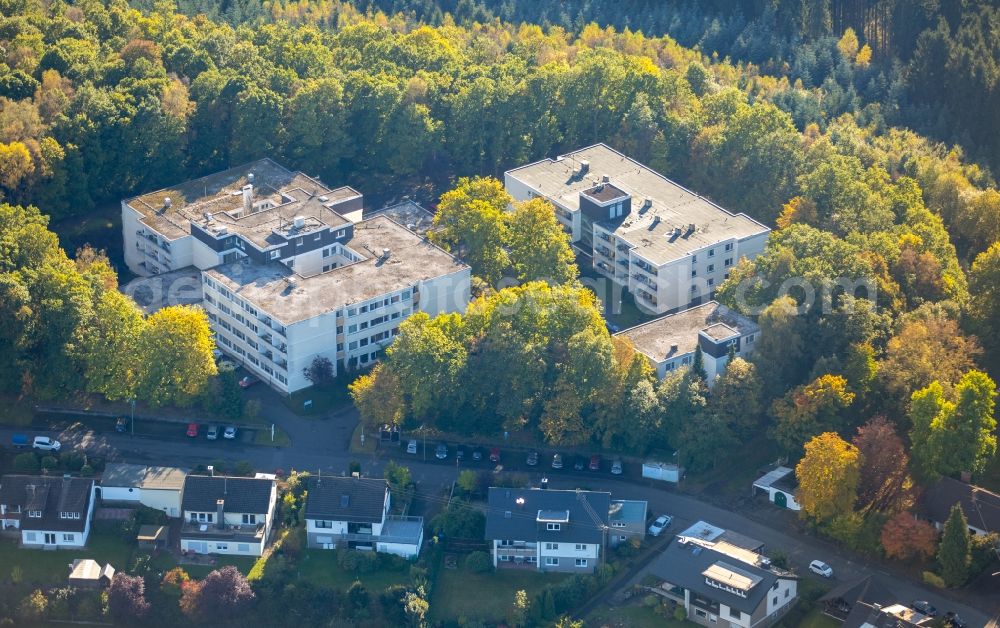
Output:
(180, 538), (263, 556)
(22, 528), (87, 548)
(101, 486), (141, 503)
(764, 578), (798, 617)
(377, 538), (422, 558)
(140, 488), (182, 518)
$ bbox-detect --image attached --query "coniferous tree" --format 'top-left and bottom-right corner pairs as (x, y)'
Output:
(938, 503), (972, 587)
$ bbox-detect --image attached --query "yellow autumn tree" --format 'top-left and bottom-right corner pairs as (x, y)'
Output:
(795, 432), (862, 522)
(135, 305), (217, 407)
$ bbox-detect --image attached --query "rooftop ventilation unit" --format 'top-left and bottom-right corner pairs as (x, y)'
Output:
(579, 160), (590, 174)
(163, 197), (172, 209)
(292, 216), (305, 229)
(601, 174), (610, 183)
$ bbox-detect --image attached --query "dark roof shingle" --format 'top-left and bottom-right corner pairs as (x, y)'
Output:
(304, 476), (387, 523)
(485, 488), (611, 545)
(0, 475), (93, 532)
(920, 476), (1000, 533)
(181, 476), (274, 514)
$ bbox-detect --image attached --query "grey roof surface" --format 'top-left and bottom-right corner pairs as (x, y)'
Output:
(101, 464), (188, 491)
(364, 201), (437, 237)
(203, 216), (469, 325)
(126, 159), (357, 245)
(0, 475), (93, 532)
(505, 144), (769, 265)
(181, 475), (273, 514)
(616, 301), (759, 363)
(609, 499), (647, 524)
(920, 476), (1000, 533)
(381, 517), (424, 544)
(649, 539), (784, 615)
(304, 476), (387, 523)
(485, 488), (611, 545)
(120, 267), (203, 315)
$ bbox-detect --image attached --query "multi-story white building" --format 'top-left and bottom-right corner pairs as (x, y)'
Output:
(484, 487), (611, 573)
(122, 160), (471, 393)
(616, 301), (760, 383)
(504, 144), (770, 315)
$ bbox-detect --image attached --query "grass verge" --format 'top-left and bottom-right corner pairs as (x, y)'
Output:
(0, 532), (134, 586)
(254, 424), (292, 447)
(296, 549), (410, 590)
(350, 423), (378, 454)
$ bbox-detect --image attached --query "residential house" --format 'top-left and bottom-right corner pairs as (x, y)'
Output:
(485, 487), (611, 573)
(505, 144), (770, 315)
(841, 602), (935, 627)
(647, 531), (797, 627)
(608, 499), (647, 547)
(122, 160), (471, 393)
(179, 475), (276, 556)
(100, 463), (188, 517)
(303, 475), (423, 558)
(819, 575), (895, 623)
(752, 467), (801, 511)
(68, 559), (115, 589)
(0, 475), (95, 548)
(616, 301), (760, 383)
(920, 476), (999, 536)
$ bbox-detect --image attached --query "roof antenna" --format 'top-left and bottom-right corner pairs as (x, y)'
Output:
(317, 468), (321, 486)
(224, 477), (227, 495)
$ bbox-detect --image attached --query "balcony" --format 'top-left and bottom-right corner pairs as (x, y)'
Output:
(321, 516), (423, 546)
(631, 260), (658, 277)
(616, 258), (629, 268)
(496, 547), (537, 558)
(181, 520), (264, 541)
(595, 246), (614, 259)
(616, 244), (630, 254)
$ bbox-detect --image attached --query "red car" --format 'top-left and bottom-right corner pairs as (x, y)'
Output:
(238, 375), (259, 388)
(489, 447), (501, 463)
(589, 454), (601, 471)
(186, 423), (198, 437)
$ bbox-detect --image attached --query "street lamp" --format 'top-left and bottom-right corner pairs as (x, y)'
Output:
(130, 398), (136, 436)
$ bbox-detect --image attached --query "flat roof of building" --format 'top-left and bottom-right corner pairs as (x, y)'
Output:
(204, 216), (468, 325)
(505, 144), (769, 265)
(609, 499), (647, 524)
(364, 201), (437, 238)
(125, 158), (359, 245)
(616, 301), (759, 363)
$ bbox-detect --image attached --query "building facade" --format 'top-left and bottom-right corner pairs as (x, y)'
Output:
(484, 488), (611, 573)
(100, 463), (188, 518)
(303, 476), (423, 558)
(617, 301), (760, 382)
(179, 475), (277, 557)
(122, 160), (471, 393)
(0, 476), (95, 548)
(505, 144), (770, 315)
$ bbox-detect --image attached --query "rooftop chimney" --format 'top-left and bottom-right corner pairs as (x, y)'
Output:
(669, 343), (679, 355)
(292, 216), (305, 229)
(602, 174), (610, 183)
(216, 499), (225, 530)
(382, 248), (391, 260)
(163, 197), (172, 210)
(247, 172), (255, 184)
(242, 184), (253, 214)
(579, 160), (590, 174)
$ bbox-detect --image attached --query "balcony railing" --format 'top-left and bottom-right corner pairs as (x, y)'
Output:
(181, 520), (264, 540)
(496, 547), (537, 557)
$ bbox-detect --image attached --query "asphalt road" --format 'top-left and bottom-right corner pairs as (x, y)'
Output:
(2, 403), (997, 627)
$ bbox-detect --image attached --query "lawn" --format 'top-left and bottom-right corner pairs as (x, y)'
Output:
(0, 532), (135, 586)
(586, 600), (696, 627)
(281, 381), (355, 417)
(183, 554), (258, 579)
(429, 557), (567, 623)
(577, 262), (655, 330)
(295, 549), (410, 590)
(796, 608), (840, 628)
(0, 393), (39, 427)
(254, 424), (292, 447)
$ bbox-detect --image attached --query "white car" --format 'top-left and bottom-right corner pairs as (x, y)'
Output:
(809, 560), (833, 578)
(223, 426), (237, 440)
(406, 439), (418, 454)
(648, 514), (673, 536)
(32, 436), (61, 452)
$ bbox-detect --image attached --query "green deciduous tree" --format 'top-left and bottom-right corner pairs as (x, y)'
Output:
(431, 177), (511, 285)
(771, 374), (855, 453)
(504, 197), (578, 285)
(135, 305), (217, 407)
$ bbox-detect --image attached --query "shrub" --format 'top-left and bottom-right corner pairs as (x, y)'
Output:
(337, 549), (378, 573)
(209, 459), (227, 475)
(88, 456), (105, 471)
(348, 460), (361, 475)
(922, 571), (946, 588)
(465, 551), (493, 573)
(673, 605), (687, 621)
(233, 461), (254, 477)
(13, 453), (39, 473)
(79, 464), (94, 477)
(40, 456), (58, 471)
(63, 452), (86, 471)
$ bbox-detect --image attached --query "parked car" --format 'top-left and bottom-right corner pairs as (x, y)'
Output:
(589, 454), (601, 471)
(406, 439), (418, 454)
(526, 451), (539, 466)
(238, 375), (259, 388)
(943, 612), (966, 628)
(610, 458), (623, 475)
(648, 514), (673, 536)
(186, 423), (198, 437)
(206, 425), (219, 440)
(573, 456), (586, 471)
(114, 416), (128, 432)
(223, 426), (237, 440)
(471, 447), (484, 461)
(808, 560), (833, 578)
(435, 443), (448, 460)
(551, 453), (564, 469)
(32, 436), (61, 452)
(489, 447), (501, 463)
(911, 601), (937, 617)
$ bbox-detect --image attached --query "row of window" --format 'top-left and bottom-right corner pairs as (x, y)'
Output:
(189, 513), (257, 524)
(346, 309), (408, 334)
(25, 532), (74, 543)
(345, 328), (400, 352)
(542, 543), (588, 551)
(543, 557), (588, 567)
(346, 290), (412, 318)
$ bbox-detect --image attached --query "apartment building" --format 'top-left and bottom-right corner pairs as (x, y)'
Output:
(122, 160), (471, 393)
(485, 487), (611, 573)
(505, 144), (770, 315)
(616, 301), (760, 382)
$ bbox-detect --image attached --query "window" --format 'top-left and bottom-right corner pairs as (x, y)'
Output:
(546, 523), (561, 531)
(708, 248), (715, 257)
(360, 304), (369, 313)
(695, 609), (707, 618)
(25, 532), (36, 542)
(402, 290), (411, 299)
(707, 264), (714, 272)
(314, 233), (322, 241)
(28, 510), (41, 518)
(62, 534), (74, 542)
(611, 522), (626, 528)
(773, 596), (778, 606)
(216, 543), (228, 551)
(618, 535), (627, 542)
(725, 243), (733, 251)
(575, 558), (588, 567)
(784, 589), (790, 598)
(725, 258), (733, 267)
(691, 269), (697, 277)
(708, 278), (714, 286)
(692, 255), (697, 263)
(336, 343), (343, 352)
(691, 285), (697, 292)
(348, 324), (357, 333)
(238, 544), (250, 553)
(544, 557), (559, 566)
(314, 520), (332, 528)
(335, 229), (346, 238)
(349, 341), (358, 350)
(322, 264), (331, 272)
(242, 514), (256, 524)
(575, 544), (586, 551)
(728, 608), (743, 620)
(545, 543), (558, 550)
(336, 326), (343, 334)
(499, 540), (514, 546)
(270, 250), (280, 259)
(747, 334), (755, 343)
(348, 308), (357, 317)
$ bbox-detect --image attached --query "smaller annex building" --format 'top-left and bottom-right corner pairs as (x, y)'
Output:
(100, 464), (189, 518)
(752, 467), (801, 511)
